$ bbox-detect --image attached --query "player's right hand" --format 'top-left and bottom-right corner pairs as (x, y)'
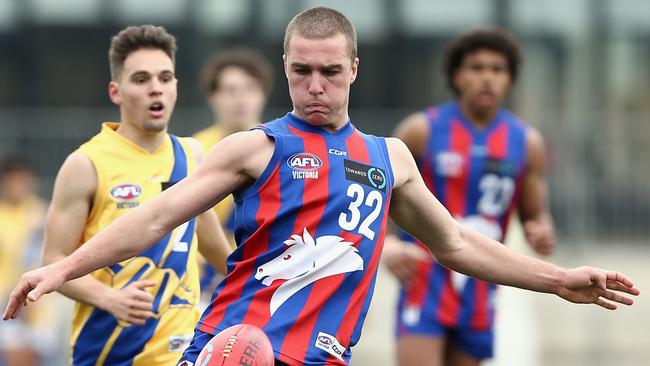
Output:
(104, 280), (156, 326)
(383, 236), (432, 285)
(2, 263), (67, 321)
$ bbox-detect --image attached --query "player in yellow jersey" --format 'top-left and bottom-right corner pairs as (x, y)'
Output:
(0, 156), (57, 366)
(193, 48), (273, 298)
(36, 25), (232, 366)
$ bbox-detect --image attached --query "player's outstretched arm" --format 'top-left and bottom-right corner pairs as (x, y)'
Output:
(386, 137), (639, 309)
(2, 130), (274, 321)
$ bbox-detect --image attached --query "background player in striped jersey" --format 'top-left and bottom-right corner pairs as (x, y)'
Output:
(30, 25), (232, 366)
(2, 8), (639, 366)
(383, 29), (556, 366)
(193, 48), (273, 302)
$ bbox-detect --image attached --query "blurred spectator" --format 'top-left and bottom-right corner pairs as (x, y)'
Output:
(0, 155), (58, 366)
(193, 48), (273, 303)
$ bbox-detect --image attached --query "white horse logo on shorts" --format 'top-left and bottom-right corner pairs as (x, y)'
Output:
(254, 228), (364, 315)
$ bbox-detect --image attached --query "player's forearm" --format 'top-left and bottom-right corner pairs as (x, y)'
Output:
(59, 202), (168, 282)
(436, 225), (566, 294)
(41, 251), (113, 309)
(197, 211), (232, 275)
(57, 275), (115, 310)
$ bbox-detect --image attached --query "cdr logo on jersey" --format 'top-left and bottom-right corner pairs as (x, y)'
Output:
(287, 152), (322, 179)
(110, 183), (142, 209)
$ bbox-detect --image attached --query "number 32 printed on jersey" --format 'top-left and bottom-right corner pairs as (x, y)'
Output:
(338, 183), (383, 240)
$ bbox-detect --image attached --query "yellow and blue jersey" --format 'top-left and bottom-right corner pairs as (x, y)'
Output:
(71, 123), (200, 366)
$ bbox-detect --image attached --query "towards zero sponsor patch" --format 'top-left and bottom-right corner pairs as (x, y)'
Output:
(343, 159), (386, 192)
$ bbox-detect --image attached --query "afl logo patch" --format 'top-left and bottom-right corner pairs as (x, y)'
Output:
(110, 184), (142, 200)
(287, 153), (322, 171)
(318, 335), (333, 345)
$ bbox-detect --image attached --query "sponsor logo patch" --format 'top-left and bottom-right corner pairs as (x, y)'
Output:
(110, 183), (142, 209)
(402, 305), (422, 326)
(169, 334), (193, 352)
(343, 159), (386, 192)
(315, 332), (346, 360)
(435, 151), (464, 177)
(484, 158), (518, 176)
(328, 148), (347, 156)
(110, 184), (142, 200)
(287, 152), (322, 180)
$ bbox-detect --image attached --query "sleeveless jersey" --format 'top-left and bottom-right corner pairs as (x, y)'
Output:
(197, 113), (394, 365)
(398, 102), (528, 331)
(72, 123), (200, 366)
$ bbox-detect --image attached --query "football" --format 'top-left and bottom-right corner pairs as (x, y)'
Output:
(195, 324), (275, 366)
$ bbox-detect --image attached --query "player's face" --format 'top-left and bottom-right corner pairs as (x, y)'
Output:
(284, 33), (358, 131)
(209, 66), (267, 132)
(109, 49), (177, 133)
(0, 170), (36, 205)
(453, 49), (512, 111)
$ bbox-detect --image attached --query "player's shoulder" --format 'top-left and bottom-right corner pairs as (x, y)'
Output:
(180, 136), (206, 165)
(54, 151), (97, 197)
(500, 108), (531, 130)
(385, 137), (414, 165)
(64, 150), (96, 176)
(395, 111), (429, 137)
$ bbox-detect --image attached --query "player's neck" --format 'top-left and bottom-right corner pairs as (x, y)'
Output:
(291, 109), (349, 133)
(116, 122), (166, 153)
(458, 99), (499, 128)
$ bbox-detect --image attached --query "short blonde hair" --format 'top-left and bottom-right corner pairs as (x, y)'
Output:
(284, 7), (357, 61)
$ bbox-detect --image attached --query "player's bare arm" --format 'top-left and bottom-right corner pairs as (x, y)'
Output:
(40, 152), (156, 325)
(519, 127), (556, 255)
(2, 130), (274, 320)
(187, 137), (234, 275)
(383, 112), (433, 285)
(386, 137), (639, 309)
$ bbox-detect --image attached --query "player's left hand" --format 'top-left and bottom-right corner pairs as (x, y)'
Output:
(524, 220), (555, 256)
(2, 263), (67, 321)
(556, 266), (640, 310)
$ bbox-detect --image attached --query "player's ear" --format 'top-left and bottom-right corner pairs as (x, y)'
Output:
(108, 81), (121, 106)
(283, 54), (289, 79)
(350, 57), (359, 84)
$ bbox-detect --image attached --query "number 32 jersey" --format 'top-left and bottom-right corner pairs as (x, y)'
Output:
(197, 113), (394, 365)
(398, 101), (528, 333)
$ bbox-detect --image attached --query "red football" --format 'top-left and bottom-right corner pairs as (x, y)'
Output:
(195, 324), (275, 366)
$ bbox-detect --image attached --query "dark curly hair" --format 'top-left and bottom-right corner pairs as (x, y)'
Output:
(444, 28), (522, 96)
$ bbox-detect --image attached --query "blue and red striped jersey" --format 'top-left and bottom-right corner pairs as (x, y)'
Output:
(399, 101), (529, 331)
(197, 113), (394, 365)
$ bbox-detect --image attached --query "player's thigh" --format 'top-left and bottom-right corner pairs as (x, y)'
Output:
(445, 345), (481, 366)
(445, 327), (493, 366)
(396, 335), (445, 366)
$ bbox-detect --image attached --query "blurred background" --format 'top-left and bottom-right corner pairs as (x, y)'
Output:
(0, 0), (648, 365)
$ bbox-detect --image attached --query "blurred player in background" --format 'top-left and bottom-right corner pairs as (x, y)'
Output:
(193, 48), (273, 300)
(2, 8), (638, 366)
(383, 29), (556, 366)
(0, 156), (55, 366)
(35, 25), (231, 366)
